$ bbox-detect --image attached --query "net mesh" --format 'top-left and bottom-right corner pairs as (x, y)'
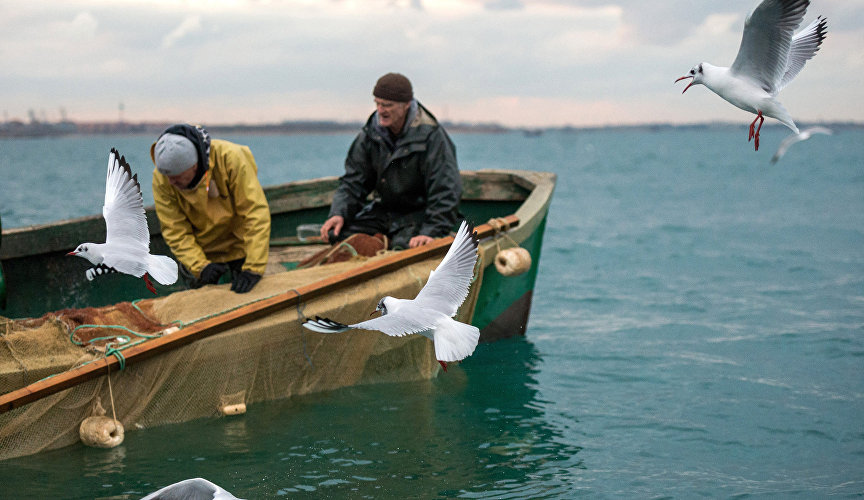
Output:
(0, 249), (483, 460)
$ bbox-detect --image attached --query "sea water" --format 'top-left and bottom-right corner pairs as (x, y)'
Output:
(0, 126), (862, 498)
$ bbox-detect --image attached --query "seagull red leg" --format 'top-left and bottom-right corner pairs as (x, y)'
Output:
(748, 114), (758, 141)
(438, 360), (448, 372)
(143, 273), (157, 295)
(754, 112), (764, 151)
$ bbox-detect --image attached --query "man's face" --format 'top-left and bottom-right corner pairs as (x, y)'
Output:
(167, 164), (198, 189)
(375, 98), (411, 133)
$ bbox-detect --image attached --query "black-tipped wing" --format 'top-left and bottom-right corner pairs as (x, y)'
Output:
(103, 148), (149, 252)
(413, 220), (480, 317)
(778, 16), (827, 92)
(303, 310), (433, 338)
(302, 316), (353, 334)
(730, 0), (809, 94)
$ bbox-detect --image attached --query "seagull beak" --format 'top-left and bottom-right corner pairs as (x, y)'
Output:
(66, 251), (77, 256)
(675, 76), (694, 93)
(369, 310), (378, 317)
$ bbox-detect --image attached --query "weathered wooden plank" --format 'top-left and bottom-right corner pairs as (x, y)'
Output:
(461, 171), (530, 201)
(262, 177), (340, 214)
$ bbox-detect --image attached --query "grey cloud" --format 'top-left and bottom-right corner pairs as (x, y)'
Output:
(484, 0), (525, 10)
(0, 0), (859, 126)
(533, 0), (755, 45)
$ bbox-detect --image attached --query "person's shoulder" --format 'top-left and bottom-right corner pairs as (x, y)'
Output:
(402, 103), (444, 143)
(212, 139), (256, 160)
(210, 138), (243, 150)
(413, 102), (441, 128)
(358, 113), (378, 140)
(152, 169), (166, 185)
(151, 170), (175, 196)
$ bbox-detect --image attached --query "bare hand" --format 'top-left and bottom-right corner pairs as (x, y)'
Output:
(408, 235), (434, 248)
(320, 215), (344, 242)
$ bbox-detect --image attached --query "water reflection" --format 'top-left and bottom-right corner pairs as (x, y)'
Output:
(81, 444), (127, 478)
(250, 336), (583, 497)
(220, 418), (252, 455)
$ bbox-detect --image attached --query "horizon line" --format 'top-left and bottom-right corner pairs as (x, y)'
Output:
(1, 118), (862, 138)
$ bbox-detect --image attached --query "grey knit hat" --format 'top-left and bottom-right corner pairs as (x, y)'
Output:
(154, 133), (198, 176)
(373, 73), (413, 102)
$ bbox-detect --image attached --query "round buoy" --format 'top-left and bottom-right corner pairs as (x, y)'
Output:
(79, 416), (124, 448)
(494, 247), (532, 276)
(221, 403), (247, 416)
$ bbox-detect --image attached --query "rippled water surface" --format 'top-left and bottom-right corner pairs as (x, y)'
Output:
(1, 127), (863, 498)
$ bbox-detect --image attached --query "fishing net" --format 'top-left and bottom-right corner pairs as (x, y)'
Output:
(0, 247), (484, 460)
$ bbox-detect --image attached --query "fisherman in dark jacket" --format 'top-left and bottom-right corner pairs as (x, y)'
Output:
(319, 73), (462, 249)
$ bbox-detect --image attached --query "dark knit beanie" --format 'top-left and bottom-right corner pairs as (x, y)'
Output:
(373, 73), (413, 102)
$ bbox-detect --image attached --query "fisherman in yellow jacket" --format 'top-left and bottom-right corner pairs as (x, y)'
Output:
(151, 124), (270, 293)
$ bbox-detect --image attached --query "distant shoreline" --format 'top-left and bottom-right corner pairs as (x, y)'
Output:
(0, 119), (861, 138)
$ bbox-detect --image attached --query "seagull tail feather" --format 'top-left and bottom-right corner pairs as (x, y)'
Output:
(433, 318), (480, 362)
(145, 254), (179, 286)
(768, 102), (798, 134)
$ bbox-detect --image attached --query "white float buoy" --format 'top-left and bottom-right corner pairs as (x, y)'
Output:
(220, 403), (247, 416)
(79, 415), (124, 448)
(494, 247), (532, 276)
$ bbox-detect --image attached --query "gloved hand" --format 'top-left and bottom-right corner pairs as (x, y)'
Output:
(195, 262), (229, 288)
(231, 270), (261, 293)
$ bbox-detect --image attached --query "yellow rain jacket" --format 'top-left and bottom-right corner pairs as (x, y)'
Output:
(151, 139), (271, 277)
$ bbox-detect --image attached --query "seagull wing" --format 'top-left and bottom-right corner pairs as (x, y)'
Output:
(771, 133), (804, 163)
(103, 148), (150, 252)
(778, 16), (827, 92)
(730, 0), (809, 94)
(302, 317), (354, 334)
(303, 298), (442, 338)
(349, 302), (441, 336)
(803, 126), (833, 137)
(771, 126), (832, 163)
(413, 220), (479, 317)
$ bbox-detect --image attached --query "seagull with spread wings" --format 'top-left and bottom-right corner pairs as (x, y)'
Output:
(676, 0), (827, 151)
(68, 148), (178, 294)
(303, 220), (481, 371)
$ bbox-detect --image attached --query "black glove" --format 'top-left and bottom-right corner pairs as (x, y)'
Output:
(231, 270), (261, 293)
(195, 262), (229, 288)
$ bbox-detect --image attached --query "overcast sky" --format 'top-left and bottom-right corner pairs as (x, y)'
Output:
(1, 0), (861, 128)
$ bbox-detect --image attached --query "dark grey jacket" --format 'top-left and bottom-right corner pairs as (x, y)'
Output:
(329, 101), (462, 238)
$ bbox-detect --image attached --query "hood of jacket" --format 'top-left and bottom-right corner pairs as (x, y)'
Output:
(150, 124), (212, 189)
(363, 100), (441, 150)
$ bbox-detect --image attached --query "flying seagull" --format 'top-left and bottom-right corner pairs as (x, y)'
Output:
(675, 0), (827, 151)
(68, 148), (178, 294)
(770, 126), (833, 163)
(141, 477), (242, 500)
(303, 220), (481, 371)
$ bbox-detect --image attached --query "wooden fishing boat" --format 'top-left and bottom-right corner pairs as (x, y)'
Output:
(0, 169), (555, 460)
